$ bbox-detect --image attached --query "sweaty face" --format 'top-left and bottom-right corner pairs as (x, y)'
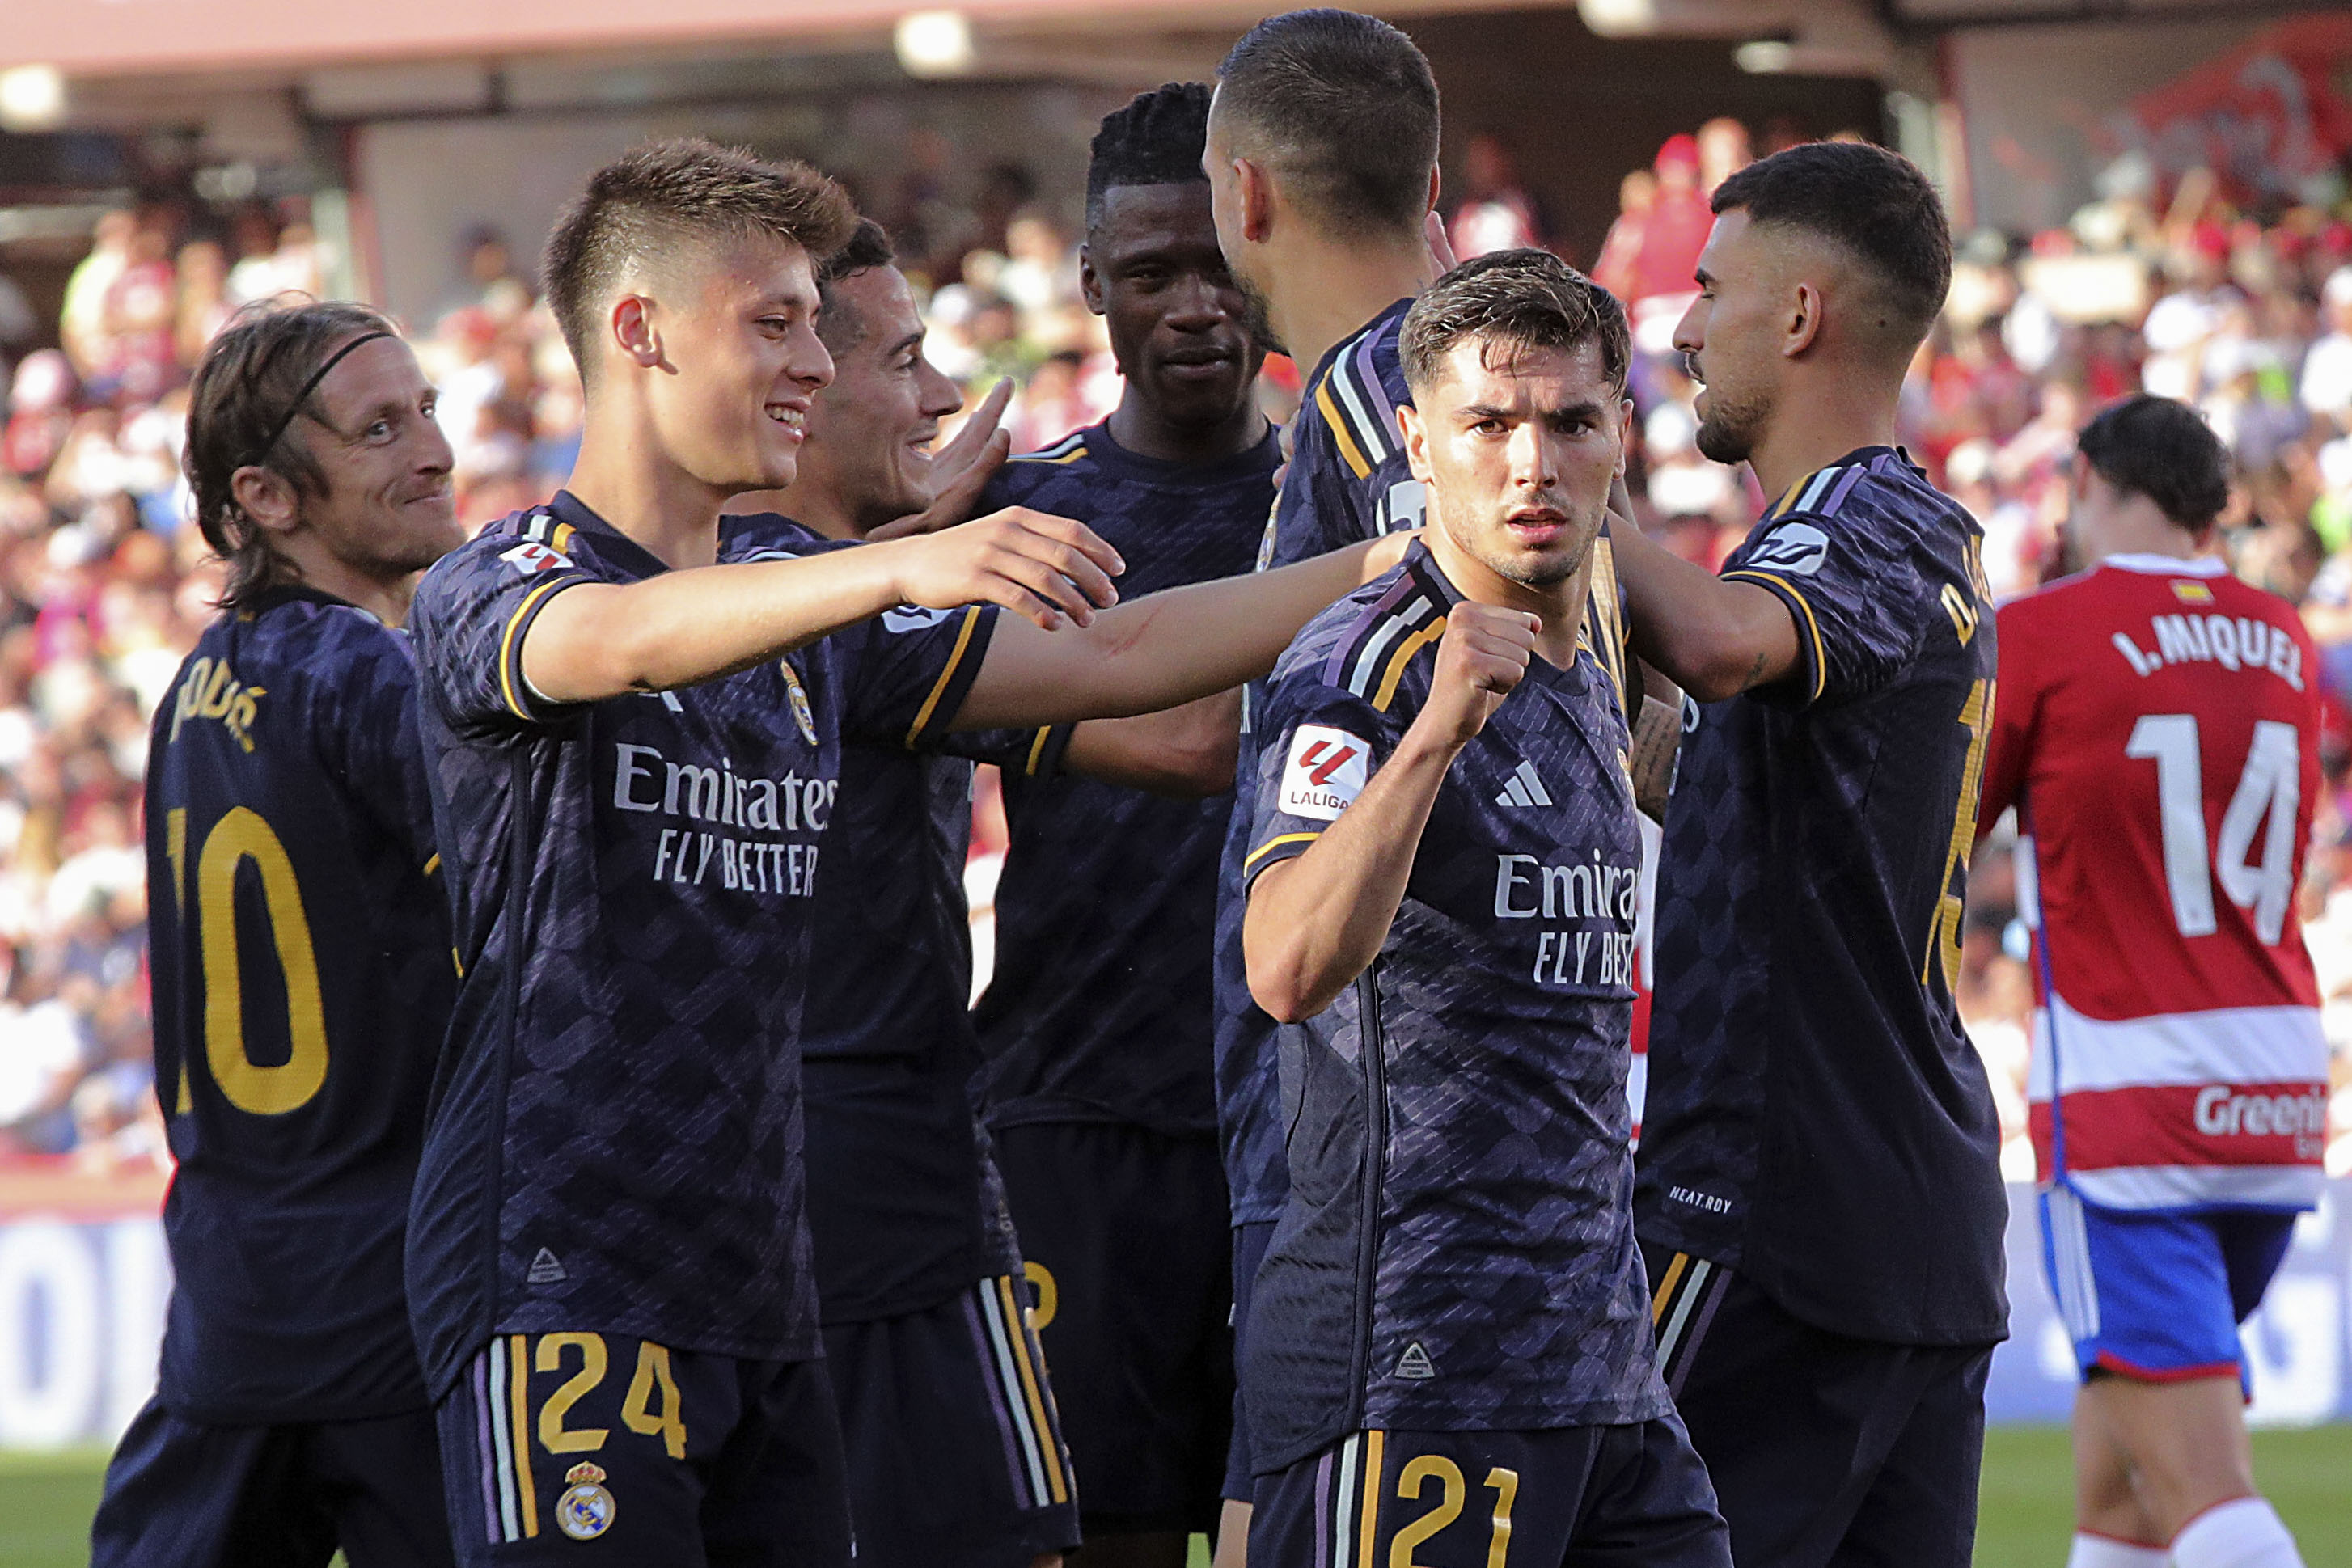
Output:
(1402, 336), (1629, 592)
(801, 265), (963, 534)
(1673, 209), (1777, 467)
(637, 235), (832, 495)
(294, 336), (463, 581)
(1085, 183), (1265, 433)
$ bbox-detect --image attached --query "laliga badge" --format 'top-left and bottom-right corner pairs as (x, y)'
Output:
(780, 663), (819, 746)
(556, 1461), (616, 1541)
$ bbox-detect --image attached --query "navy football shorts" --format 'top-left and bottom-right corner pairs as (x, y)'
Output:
(992, 1121), (1233, 1535)
(1249, 1418), (1728, 1568)
(823, 1274), (1080, 1568)
(1643, 1241), (1994, 1568)
(2040, 1186), (2298, 1392)
(434, 1333), (851, 1567)
(93, 1397), (454, 1568)
(1224, 1218), (1278, 1504)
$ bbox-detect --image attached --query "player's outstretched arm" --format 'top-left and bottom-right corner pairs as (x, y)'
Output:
(1060, 691), (1242, 797)
(1246, 606), (1534, 1023)
(1609, 513), (1803, 702)
(944, 532), (1413, 732)
(518, 507), (1123, 704)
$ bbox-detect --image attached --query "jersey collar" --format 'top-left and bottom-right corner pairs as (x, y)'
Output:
(1407, 539), (1593, 696)
(1079, 421), (1280, 488)
(1765, 445), (1906, 520)
(2100, 552), (2227, 577)
(547, 489), (675, 582)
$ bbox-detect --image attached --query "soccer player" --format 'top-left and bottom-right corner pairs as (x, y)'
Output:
(1238, 250), (1728, 1568)
(93, 302), (466, 1566)
(1979, 395), (2320, 1568)
(1610, 141), (2008, 1568)
(729, 217), (1085, 1568)
(971, 82), (1274, 1568)
(403, 139), (1402, 1567)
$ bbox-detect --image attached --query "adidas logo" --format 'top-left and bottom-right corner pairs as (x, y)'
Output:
(1495, 760), (1553, 809)
(527, 1248), (568, 1285)
(1395, 1342), (1436, 1380)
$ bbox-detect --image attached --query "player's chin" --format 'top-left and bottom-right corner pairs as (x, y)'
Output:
(1150, 366), (1249, 425)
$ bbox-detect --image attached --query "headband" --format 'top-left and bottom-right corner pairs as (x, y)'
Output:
(250, 329), (395, 465)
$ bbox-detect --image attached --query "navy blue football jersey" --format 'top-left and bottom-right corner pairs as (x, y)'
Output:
(1242, 543), (1669, 1472)
(143, 588), (452, 1422)
(1213, 302), (1422, 1224)
(969, 422), (1277, 1135)
(727, 515), (1024, 1324)
(1634, 447), (2010, 1347)
(404, 492), (998, 1392)
(1211, 302), (1637, 1226)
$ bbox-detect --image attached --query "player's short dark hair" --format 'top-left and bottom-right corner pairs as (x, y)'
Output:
(1085, 82), (1213, 233)
(542, 137), (857, 385)
(1214, 10), (1438, 240)
(1400, 249), (1629, 398)
(2077, 394), (2231, 530)
(814, 218), (897, 352)
(184, 297), (400, 611)
(1711, 140), (1952, 346)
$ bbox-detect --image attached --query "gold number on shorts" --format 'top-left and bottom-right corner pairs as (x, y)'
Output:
(185, 806), (329, 1115)
(1390, 1455), (1466, 1568)
(1023, 1260), (1058, 1332)
(622, 1342), (688, 1459)
(535, 1333), (610, 1454)
(1483, 1467), (1519, 1568)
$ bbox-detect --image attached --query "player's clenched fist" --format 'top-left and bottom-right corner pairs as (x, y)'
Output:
(883, 505), (1127, 631)
(1419, 602), (1537, 747)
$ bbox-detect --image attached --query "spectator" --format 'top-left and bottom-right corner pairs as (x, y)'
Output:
(1449, 132), (1545, 259)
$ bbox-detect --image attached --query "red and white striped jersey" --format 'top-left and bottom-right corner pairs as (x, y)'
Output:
(1982, 554), (2327, 1211)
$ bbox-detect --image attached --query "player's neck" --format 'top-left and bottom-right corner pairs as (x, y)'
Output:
(1428, 526), (1590, 669)
(269, 540), (418, 628)
(1746, 370), (1901, 506)
(564, 415), (731, 571)
(1268, 232), (1436, 374)
(1105, 391), (1267, 466)
(759, 477), (862, 541)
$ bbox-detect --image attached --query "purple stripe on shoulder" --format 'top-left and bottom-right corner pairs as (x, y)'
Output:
(473, 1350), (501, 1543)
(1351, 332), (1398, 435)
(964, 1288), (1034, 1509)
(1319, 573), (1423, 685)
(1821, 466), (1868, 516)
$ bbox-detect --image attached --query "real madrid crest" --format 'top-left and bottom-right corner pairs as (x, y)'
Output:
(780, 662), (819, 746)
(556, 1460), (616, 1541)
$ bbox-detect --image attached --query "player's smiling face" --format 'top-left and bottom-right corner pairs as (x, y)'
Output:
(1399, 334), (1629, 594)
(1083, 181), (1265, 433)
(802, 264), (962, 532)
(285, 334), (463, 582)
(632, 233), (833, 495)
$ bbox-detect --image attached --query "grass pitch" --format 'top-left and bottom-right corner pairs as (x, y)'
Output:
(5, 1426), (2345, 1566)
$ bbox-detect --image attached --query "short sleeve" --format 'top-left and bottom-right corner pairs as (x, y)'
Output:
(408, 537), (593, 733)
(1979, 598), (2043, 832)
(1721, 512), (1929, 709)
(837, 603), (1002, 750)
(932, 721), (1072, 780)
(1242, 675), (1402, 889)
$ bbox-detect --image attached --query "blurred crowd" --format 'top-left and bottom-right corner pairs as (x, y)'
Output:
(4, 119), (2352, 1181)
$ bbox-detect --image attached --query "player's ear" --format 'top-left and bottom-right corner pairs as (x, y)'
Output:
(1398, 401), (1435, 485)
(230, 463), (301, 539)
(1783, 280), (1822, 359)
(1236, 157), (1275, 245)
(1077, 244), (1106, 316)
(1614, 396), (1635, 480)
(611, 294), (663, 372)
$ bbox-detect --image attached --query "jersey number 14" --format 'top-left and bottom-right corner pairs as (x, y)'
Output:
(2124, 714), (2299, 945)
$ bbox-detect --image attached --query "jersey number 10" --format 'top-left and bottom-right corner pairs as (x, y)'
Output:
(2123, 714), (2299, 946)
(164, 805), (330, 1116)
